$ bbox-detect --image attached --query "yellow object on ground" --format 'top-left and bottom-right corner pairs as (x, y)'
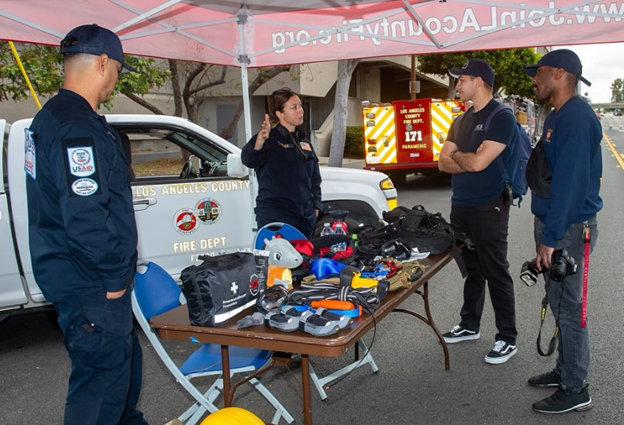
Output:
(201, 407), (265, 425)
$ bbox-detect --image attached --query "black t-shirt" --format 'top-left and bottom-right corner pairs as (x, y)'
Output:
(447, 99), (516, 206)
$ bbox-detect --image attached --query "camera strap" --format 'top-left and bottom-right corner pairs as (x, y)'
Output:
(581, 222), (591, 328)
(537, 296), (558, 357)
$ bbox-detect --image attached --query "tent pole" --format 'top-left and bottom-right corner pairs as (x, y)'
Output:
(8, 41), (42, 110)
(238, 11), (252, 142)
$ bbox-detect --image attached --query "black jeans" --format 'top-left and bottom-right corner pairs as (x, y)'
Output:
(451, 197), (517, 344)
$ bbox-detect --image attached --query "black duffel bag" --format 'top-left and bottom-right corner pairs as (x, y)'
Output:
(180, 252), (259, 327)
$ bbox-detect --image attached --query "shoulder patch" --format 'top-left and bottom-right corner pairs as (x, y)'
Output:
(24, 129), (36, 180)
(62, 138), (102, 198)
(71, 178), (99, 196)
(67, 146), (96, 177)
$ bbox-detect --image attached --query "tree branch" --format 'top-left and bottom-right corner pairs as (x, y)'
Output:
(122, 92), (165, 115)
(219, 65), (291, 141)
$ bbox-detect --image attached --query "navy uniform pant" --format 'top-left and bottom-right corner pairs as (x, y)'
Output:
(450, 196), (518, 344)
(55, 289), (148, 425)
(534, 216), (598, 392)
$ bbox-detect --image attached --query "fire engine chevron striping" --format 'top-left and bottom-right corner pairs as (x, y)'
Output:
(431, 102), (456, 161)
(603, 132), (624, 170)
(364, 104), (397, 164)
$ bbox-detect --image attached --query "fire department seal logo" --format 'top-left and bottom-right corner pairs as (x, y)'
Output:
(173, 208), (199, 234)
(195, 198), (221, 225)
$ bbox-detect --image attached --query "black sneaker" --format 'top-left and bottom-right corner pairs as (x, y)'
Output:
(528, 371), (562, 388)
(442, 325), (480, 343)
(484, 340), (517, 364)
(532, 387), (593, 414)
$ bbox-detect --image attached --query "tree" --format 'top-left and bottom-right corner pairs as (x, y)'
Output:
(417, 48), (540, 100)
(328, 59), (360, 168)
(610, 78), (623, 103)
(1, 41), (293, 142)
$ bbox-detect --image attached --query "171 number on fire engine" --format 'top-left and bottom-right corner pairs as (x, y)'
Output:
(405, 131), (423, 142)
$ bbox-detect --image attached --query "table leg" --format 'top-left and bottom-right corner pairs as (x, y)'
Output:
(422, 282), (450, 370)
(393, 281), (450, 370)
(301, 354), (313, 425)
(221, 345), (232, 406)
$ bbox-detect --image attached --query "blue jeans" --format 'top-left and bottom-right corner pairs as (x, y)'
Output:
(534, 216), (598, 392)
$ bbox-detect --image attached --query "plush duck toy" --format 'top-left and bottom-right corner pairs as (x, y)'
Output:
(265, 237), (303, 290)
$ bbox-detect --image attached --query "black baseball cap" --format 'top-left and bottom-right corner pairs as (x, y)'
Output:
(524, 49), (590, 86)
(60, 24), (137, 72)
(449, 59), (495, 87)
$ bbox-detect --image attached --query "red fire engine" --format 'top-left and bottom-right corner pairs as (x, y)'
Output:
(363, 98), (464, 185)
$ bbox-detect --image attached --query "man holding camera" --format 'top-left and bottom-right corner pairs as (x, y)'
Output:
(523, 49), (602, 414)
(438, 59), (519, 365)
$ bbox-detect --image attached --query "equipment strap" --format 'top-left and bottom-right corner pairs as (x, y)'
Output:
(581, 222), (591, 328)
(537, 296), (558, 357)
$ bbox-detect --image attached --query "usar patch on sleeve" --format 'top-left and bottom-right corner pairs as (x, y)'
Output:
(62, 138), (102, 197)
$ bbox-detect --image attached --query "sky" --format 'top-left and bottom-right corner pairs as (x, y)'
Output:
(559, 42), (624, 103)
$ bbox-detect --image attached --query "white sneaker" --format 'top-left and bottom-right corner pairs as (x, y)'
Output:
(485, 340), (517, 364)
(442, 325), (480, 343)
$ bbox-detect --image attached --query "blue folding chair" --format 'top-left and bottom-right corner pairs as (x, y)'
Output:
(132, 261), (294, 425)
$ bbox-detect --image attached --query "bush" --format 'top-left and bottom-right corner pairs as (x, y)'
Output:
(344, 126), (365, 159)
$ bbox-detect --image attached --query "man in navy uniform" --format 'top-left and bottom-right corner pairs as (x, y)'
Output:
(25, 24), (148, 425)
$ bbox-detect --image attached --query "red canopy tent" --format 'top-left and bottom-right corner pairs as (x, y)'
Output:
(2, 0), (623, 136)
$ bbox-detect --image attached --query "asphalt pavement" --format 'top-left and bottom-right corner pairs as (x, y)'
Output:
(2, 118), (624, 424)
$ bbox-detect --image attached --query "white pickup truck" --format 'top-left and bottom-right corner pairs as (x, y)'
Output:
(1, 115), (397, 312)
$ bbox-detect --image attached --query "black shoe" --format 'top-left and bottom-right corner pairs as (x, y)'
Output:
(442, 325), (480, 343)
(532, 387), (593, 414)
(484, 340), (517, 364)
(528, 371), (562, 388)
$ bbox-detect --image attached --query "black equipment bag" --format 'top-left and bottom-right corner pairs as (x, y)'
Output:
(180, 252), (260, 327)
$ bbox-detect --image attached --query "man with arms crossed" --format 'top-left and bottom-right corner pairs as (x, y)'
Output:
(438, 59), (519, 365)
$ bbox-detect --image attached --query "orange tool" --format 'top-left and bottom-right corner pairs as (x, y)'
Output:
(311, 300), (354, 310)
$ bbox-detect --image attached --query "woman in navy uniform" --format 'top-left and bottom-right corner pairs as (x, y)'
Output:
(242, 88), (322, 239)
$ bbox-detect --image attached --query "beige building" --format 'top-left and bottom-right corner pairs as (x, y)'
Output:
(0, 56), (450, 154)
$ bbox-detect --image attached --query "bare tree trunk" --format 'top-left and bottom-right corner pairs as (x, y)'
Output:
(219, 65), (291, 141)
(328, 59), (359, 168)
(447, 76), (457, 100)
(168, 60), (183, 117)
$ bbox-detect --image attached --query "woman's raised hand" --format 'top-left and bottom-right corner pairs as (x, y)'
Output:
(255, 114), (271, 149)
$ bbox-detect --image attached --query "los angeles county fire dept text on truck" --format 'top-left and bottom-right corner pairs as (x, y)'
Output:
(363, 98), (465, 185)
(0, 115), (397, 313)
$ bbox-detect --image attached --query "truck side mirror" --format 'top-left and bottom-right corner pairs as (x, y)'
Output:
(227, 154), (249, 178)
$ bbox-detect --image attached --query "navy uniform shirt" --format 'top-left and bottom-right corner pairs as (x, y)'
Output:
(241, 124), (322, 222)
(447, 99), (517, 206)
(531, 96), (603, 247)
(25, 89), (138, 302)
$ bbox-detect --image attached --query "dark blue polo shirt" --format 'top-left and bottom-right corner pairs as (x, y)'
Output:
(25, 89), (138, 302)
(447, 99), (517, 206)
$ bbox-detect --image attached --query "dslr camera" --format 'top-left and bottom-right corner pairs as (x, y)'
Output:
(520, 249), (577, 286)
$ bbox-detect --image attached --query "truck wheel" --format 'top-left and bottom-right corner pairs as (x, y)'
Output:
(388, 171), (406, 186)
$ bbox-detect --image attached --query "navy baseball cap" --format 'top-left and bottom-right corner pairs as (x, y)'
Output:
(449, 59), (495, 87)
(60, 24), (137, 72)
(524, 49), (590, 86)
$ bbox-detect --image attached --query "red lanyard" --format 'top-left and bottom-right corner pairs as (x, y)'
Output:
(581, 223), (591, 328)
